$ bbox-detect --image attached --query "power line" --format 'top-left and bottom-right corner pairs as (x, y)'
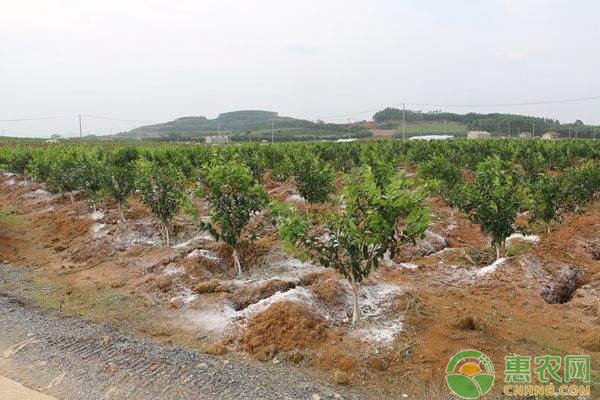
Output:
(311, 95), (600, 120)
(408, 95), (600, 108)
(0, 115), (74, 122)
(3, 93), (600, 130)
(81, 114), (157, 124)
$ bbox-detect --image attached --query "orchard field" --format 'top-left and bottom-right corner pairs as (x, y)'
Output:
(1, 138), (599, 398)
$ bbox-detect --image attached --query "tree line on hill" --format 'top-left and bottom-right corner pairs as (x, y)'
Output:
(373, 107), (600, 138)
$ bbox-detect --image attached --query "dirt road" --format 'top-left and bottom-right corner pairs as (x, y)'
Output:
(0, 264), (368, 400)
(0, 376), (57, 400)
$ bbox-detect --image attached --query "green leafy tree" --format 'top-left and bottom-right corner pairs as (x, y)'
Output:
(27, 148), (56, 183)
(359, 148), (396, 189)
(273, 166), (429, 323)
(77, 150), (105, 211)
(47, 149), (81, 203)
(559, 161), (600, 212)
(459, 156), (521, 259)
(527, 173), (565, 233)
(270, 155), (293, 182)
(4, 147), (32, 175)
(104, 148), (139, 222)
(194, 161), (268, 276)
(136, 160), (187, 246)
(419, 154), (463, 203)
(292, 154), (335, 203)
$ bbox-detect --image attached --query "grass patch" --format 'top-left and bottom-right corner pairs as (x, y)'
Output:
(31, 277), (148, 325)
(396, 121), (468, 136)
(0, 209), (23, 226)
(506, 241), (532, 257)
(540, 342), (569, 356)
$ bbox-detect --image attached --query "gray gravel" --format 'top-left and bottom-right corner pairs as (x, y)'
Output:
(0, 264), (371, 400)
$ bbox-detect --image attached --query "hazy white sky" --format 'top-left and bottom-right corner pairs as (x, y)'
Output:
(2, 0), (600, 137)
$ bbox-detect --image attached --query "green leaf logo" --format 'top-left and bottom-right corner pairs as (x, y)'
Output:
(445, 350), (495, 399)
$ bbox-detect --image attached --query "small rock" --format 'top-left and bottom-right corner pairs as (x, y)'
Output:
(196, 362), (208, 369)
(158, 275), (172, 290)
(333, 370), (349, 385)
(170, 298), (184, 309)
(272, 357), (281, 365)
(200, 342), (226, 355)
(311, 395), (321, 400)
(254, 345), (276, 362)
(103, 362), (119, 373)
(289, 352), (304, 365)
(222, 360), (230, 365)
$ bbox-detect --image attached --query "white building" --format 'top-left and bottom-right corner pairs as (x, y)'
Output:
(409, 135), (454, 141)
(205, 135), (230, 145)
(335, 138), (357, 143)
(467, 131), (491, 139)
(542, 131), (560, 140)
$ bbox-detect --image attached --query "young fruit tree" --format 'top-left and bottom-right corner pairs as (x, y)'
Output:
(273, 166), (429, 324)
(459, 156), (521, 260)
(291, 153), (335, 204)
(136, 160), (187, 246)
(77, 150), (105, 212)
(193, 161), (268, 277)
(418, 154), (463, 201)
(527, 172), (565, 234)
(47, 149), (82, 203)
(104, 148), (139, 222)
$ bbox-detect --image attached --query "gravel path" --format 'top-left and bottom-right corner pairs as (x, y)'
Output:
(0, 264), (370, 400)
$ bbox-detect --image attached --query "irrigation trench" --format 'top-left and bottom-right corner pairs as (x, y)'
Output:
(0, 264), (366, 400)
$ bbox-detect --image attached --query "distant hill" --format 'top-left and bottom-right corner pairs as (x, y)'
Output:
(116, 110), (371, 141)
(373, 107), (599, 138)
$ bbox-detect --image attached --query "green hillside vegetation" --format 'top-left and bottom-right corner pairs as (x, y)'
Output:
(374, 107), (600, 138)
(116, 110), (370, 142)
(393, 121), (467, 137)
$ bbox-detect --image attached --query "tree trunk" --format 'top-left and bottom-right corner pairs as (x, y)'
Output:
(158, 221), (164, 244)
(164, 222), (170, 247)
(350, 272), (360, 324)
(495, 243), (501, 260)
(159, 221), (170, 246)
(69, 193), (74, 204)
(232, 248), (242, 277)
(547, 223), (551, 235)
(92, 203), (96, 213)
(118, 203), (125, 223)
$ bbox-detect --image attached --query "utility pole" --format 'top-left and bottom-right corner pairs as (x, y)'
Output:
(532, 123), (535, 139)
(271, 120), (274, 143)
(78, 114), (83, 141)
(402, 103), (406, 140)
(347, 118), (350, 139)
(569, 128), (571, 139)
